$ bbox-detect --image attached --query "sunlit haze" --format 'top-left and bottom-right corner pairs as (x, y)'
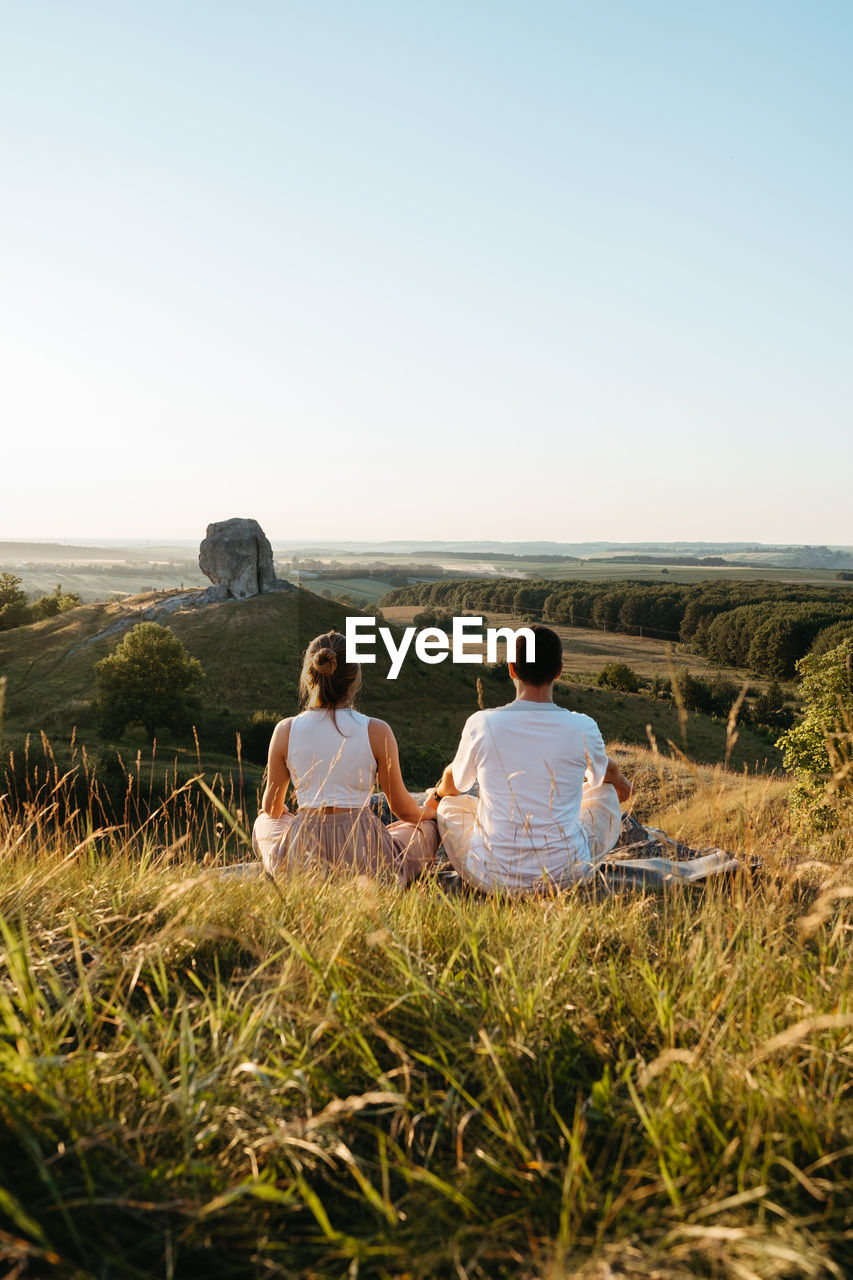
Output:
(2, 2), (851, 545)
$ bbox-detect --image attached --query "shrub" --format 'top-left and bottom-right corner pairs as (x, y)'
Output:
(776, 640), (853, 832)
(707, 675), (742, 719)
(412, 609), (453, 631)
(597, 663), (641, 693)
(30, 583), (81, 621)
(671, 668), (714, 714)
(241, 710), (281, 764)
(648, 674), (671, 700)
(397, 741), (447, 788)
(749, 680), (794, 731)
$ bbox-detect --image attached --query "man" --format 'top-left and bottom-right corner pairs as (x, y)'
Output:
(424, 625), (632, 892)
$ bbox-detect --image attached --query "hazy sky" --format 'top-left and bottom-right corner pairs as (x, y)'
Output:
(2, 1), (851, 544)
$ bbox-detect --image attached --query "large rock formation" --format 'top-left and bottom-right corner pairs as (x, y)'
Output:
(198, 518), (293, 600)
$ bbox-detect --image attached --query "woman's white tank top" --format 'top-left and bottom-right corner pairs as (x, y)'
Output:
(286, 708), (377, 808)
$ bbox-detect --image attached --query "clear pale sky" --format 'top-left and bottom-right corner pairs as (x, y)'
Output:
(2, 1), (851, 545)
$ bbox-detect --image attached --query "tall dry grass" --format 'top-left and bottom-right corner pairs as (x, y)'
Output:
(1, 739), (852, 1278)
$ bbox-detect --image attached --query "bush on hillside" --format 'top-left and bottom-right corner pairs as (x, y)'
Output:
(749, 679), (794, 731)
(777, 640), (853, 832)
(397, 741), (448, 788)
(597, 662), (641, 693)
(412, 608), (454, 631)
(241, 709), (281, 764)
(671, 669), (714, 714)
(0, 574), (80, 629)
(706, 675), (743, 718)
(30, 583), (81, 621)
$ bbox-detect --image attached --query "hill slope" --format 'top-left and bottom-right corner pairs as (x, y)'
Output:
(0, 589), (500, 781)
(0, 588), (781, 784)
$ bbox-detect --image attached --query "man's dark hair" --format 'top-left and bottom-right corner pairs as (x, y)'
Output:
(511, 624), (563, 686)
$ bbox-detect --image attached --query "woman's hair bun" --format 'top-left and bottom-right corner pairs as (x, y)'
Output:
(311, 647), (338, 676)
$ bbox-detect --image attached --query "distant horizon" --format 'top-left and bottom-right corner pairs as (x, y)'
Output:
(3, 534), (852, 554)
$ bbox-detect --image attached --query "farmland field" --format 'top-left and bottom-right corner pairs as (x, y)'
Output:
(6, 540), (853, 608)
(381, 606), (763, 684)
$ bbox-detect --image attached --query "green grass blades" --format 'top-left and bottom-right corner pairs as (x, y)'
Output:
(1, 754), (853, 1277)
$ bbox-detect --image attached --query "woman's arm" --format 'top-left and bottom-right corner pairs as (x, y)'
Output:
(368, 719), (436, 823)
(261, 719), (293, 817)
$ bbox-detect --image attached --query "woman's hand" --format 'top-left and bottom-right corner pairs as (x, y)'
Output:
(419, 789), (441, 821)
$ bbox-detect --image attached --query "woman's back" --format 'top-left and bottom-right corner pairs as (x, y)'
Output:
(286, 707), (377, 808)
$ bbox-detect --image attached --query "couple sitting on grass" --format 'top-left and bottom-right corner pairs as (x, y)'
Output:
(253, 624), (634, 894)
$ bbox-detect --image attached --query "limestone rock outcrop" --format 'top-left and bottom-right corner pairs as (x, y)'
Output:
(198, 518), (293, 600)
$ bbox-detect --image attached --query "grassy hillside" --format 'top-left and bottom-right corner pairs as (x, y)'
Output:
(1, 748), (852, 1279)
(0, 589), (503, 786)
(0, 588), (782, 792)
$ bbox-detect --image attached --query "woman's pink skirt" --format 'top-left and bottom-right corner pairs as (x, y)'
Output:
(252, 806), (439, 886)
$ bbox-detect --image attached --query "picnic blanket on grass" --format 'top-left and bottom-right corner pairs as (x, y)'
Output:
(432, 808), (749, 896)
(596, 811), (745, 889)
(221, 801), (751, 891)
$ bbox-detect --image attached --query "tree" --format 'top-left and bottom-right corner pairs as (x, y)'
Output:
(749, 679), (793, 730)
(776, 640), (853, 833)
(95, 622), (204, 749)
(30, 583), (81, 621)
(597, 662), (641, 693)
(0, 572), (30, 630)
(810, 620), (853, 660)
(671, 668), (714, 714)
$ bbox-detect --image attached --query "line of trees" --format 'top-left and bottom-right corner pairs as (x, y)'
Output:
(380, 578), (853, 679)
(0, 573), (81, 631)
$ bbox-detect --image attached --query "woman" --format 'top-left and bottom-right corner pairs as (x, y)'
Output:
(252, 631), (440, 883)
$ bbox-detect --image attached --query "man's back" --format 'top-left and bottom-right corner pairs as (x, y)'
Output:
(449, 699), (609, 888)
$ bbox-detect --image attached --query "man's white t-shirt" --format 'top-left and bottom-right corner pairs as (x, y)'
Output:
(449, 699), (609, 890)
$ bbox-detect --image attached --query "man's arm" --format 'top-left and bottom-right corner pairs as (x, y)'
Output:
(604, 757), (632, 804)
(434, 763), (460, 798)
(429, 714), (479, 804)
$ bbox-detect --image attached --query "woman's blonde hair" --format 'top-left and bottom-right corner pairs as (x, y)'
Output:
(298, 632), (360, 716)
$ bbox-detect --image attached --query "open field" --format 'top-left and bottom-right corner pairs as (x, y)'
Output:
(0, 543), (208, 602)
(294, 557), (853, 592)
(381, 607), (757, 683)
(6, 540), (853, 608)
(4, 563), (209, 602)
(379, 608), (785, 772)
(1, 746), (852, 1278)
(298, 575), (404, 605)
